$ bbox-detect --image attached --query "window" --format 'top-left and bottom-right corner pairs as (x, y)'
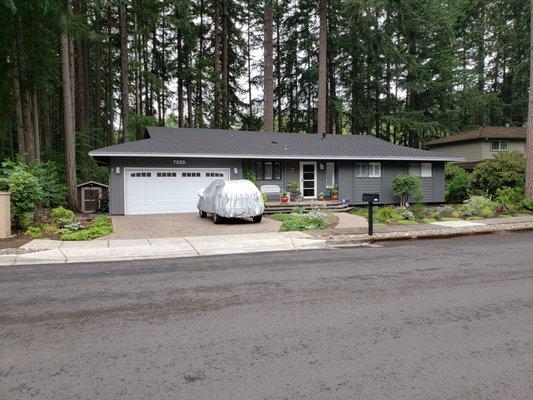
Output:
(369, 163), (381, 178)
(326, 162), (335, 188)
(255, 161), (281, 180)
(421, 163), (432, 177)
(409, 163), (421, 177)
(355, 163), (368, 177)
(491, 140), (508, 151)
(264, 162), (273, 180)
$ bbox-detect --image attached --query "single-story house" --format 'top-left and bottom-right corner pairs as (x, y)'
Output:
(425, 126), (526, 171)
(89, 127), (461, 215)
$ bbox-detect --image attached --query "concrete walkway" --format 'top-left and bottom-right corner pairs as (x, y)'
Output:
(0, 232), (326, 266)
(333, 212), (367, 229)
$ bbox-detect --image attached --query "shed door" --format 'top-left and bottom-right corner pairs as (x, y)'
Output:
(83, 188), (101, 212)
(124, 168), (229, 215)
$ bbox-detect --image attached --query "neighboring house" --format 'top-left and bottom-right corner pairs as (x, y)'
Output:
(89, 127), (461, 215)
(425, 126), (526, 171)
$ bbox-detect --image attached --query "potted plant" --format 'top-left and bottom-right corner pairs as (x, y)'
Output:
(329, 184), (340, 202)
(280, 191), (289, 204)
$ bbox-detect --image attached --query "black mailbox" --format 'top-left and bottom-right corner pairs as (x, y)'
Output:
(362, 193), (379, 235)
(362, 193), (380, 203)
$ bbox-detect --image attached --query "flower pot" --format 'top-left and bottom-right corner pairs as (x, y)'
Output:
(330, 194), (339, 202)
(280, 196), (289, 204)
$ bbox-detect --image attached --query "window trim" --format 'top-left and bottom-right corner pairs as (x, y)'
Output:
(255, 161), (282, 180)
(491, 139), (508, 151)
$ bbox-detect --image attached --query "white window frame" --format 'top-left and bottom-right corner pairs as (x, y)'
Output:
(264, 162), (273, 180)
(420, 162), (432, 177)
(368, 162), (381, 178)
(355, 163), (368, 177)
(325, 162), (335, 188)
(491, 139), (508, 151)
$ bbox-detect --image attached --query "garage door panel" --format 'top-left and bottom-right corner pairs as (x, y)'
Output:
(125, 169), (228, 215)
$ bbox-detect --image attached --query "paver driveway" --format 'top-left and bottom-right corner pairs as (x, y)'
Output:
(105, 213), (282, 239)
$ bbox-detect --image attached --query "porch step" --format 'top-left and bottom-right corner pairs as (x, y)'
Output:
(264, 203), (353, 214)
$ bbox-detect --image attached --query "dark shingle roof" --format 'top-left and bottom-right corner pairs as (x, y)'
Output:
(89, 127), (461, 161)
(426, 126), (526, 146)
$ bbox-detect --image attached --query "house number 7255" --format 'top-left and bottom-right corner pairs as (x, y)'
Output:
(172, 160), (186, 165)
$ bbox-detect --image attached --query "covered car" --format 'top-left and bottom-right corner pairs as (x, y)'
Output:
(197, 179), (265, 224)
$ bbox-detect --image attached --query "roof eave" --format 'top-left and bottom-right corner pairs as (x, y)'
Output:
(88, 151), (463, 163)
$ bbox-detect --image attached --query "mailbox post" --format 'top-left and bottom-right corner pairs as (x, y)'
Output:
(362, 193), (380, 236)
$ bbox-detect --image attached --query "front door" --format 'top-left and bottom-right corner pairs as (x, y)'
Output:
(299, 161), (317, 199)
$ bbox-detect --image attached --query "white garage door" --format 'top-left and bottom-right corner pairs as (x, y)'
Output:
(125, 168), (229, 215)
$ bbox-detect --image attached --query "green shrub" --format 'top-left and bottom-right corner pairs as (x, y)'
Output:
(60, 225), (113, 241)
(29, 161), (68, 208)
(460, 196), (497, 219)
(352, 207), (368, 218)
(26, 226), (44, 238)
(375, 206), (401, 224)
(391, 174), (422, 206)
(271, 213), (327, 231)
(60, 215), (113, 240)
(0, 163), (42, 228)
(395, 206), (415, 220)
(92, 215), (112, 227)
(496, 187), (524, 212)
(471, 151), (525, 197)
(244, 169), (258, 187)
(445, 164), (470, 203)
(51, 206), (76, 226)
(432, 205), (455, 219)
(522, 198), (533, 211)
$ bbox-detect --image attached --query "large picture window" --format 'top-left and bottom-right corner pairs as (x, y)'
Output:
(255, 161), (281, 180)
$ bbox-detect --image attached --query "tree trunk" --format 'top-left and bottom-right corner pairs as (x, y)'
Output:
(95, 4), (102, 142)
(68, 2), (76, 132)
(195, 0), (204, 128)
(61, 20), (78, 208)
(275, 14), (282, 132)
(246, 5), (253, 124)
(31, 90), (41, 161)
(106, 1), (114, 145)
(525, 0), (533, 198)
(177, 28), (184, 127)
(213, 1), (221, 128)
(11, 51), (25, 156)
(317, 0), (327, 135)
(221, 0), (229, 129)
(263, 2), (274, 132)
(119, 2), (130, 142)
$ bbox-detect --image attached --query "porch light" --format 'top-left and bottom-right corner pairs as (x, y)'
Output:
(115, 167), (120, 174)
(319, 163), (325, 170)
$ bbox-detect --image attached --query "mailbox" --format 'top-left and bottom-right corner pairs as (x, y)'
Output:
(362, 193), (379, 236)
(362, 193), (380, 203)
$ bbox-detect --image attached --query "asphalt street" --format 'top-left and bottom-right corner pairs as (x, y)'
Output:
(1, 231), (532, 399)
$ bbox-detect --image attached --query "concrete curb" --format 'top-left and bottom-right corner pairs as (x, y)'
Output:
(325, 221), (533, 246)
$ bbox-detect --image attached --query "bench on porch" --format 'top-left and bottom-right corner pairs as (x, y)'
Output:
(260, 184), (283, 202)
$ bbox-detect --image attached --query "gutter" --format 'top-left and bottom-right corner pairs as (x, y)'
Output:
(88, 151), (464, 163)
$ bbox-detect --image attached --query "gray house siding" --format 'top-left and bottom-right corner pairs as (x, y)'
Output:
(108, 157), (242, 214)
(107, 157), (446, 214)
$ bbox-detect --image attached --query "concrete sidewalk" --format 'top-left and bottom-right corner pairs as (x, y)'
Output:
(0, 232), (327, 266)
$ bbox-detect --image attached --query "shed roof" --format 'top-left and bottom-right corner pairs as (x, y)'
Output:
(426, 126), (526, 146)
(76, 181), (109, 188)
(89, 127), (461, 162)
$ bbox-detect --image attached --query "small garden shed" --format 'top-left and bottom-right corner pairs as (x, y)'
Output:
(77, 181), (109, 213)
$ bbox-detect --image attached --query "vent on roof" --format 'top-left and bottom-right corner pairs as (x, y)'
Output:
(272, 140), (278, 144)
